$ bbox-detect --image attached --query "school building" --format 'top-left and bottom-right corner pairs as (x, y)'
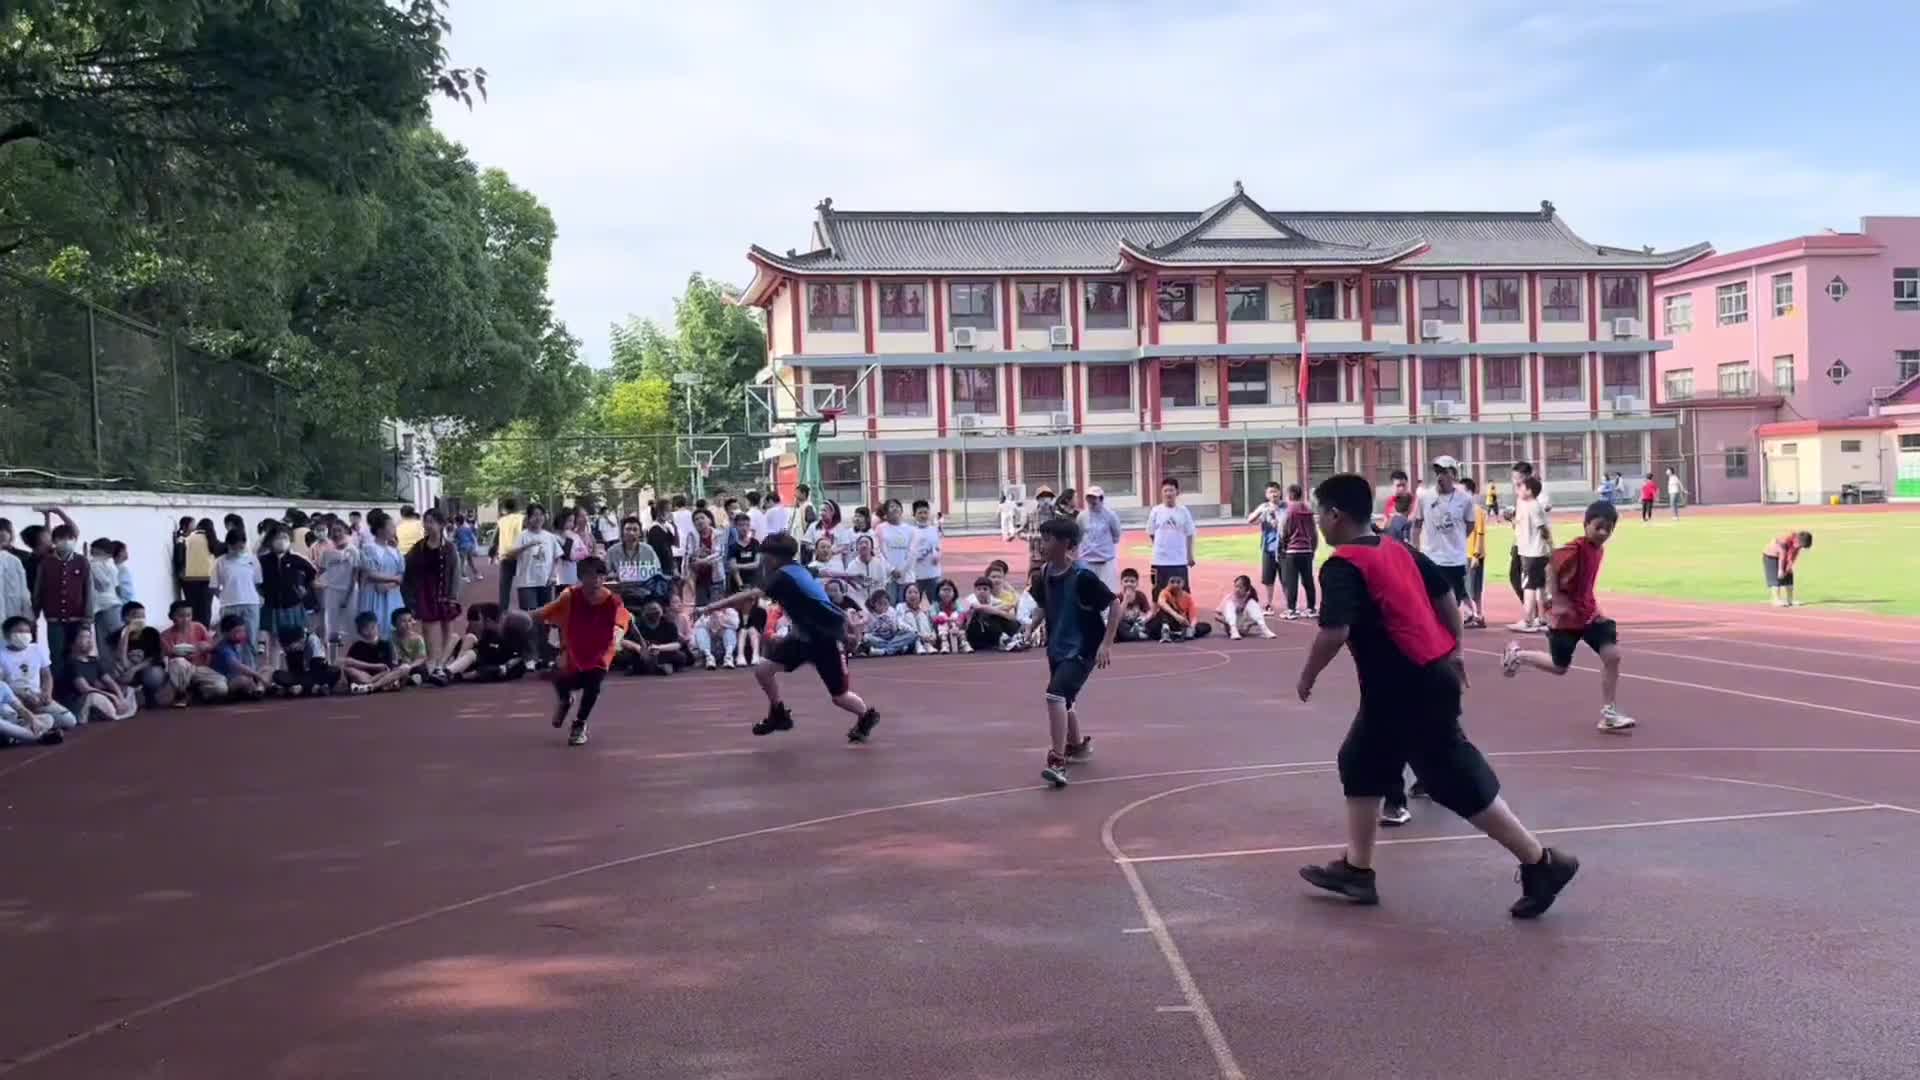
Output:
(739, 186), (1710, 521)
(1651, 216), (1920, 504)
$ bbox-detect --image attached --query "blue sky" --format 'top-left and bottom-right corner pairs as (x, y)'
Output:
(431, 0), (1916, 365)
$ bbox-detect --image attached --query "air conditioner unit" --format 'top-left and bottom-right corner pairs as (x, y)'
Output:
(1419, 318), (1444, 341)
(1611, 316), (1640, 339)
(950, 326), (976, 350)
(1048, 325), (1072, 348)
(1429, 399), (1461, 419)
(1200, 442), (1219, 454)
(957, 414), (983, 432)
(1048, 411), (1074, 432)
(1612, 395), (1641, 414)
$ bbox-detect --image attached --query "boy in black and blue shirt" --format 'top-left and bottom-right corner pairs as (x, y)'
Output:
(1022, 516), (1124, 788)
(697, 533), (881, 743)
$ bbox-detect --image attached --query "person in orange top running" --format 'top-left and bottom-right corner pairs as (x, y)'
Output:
(1762, 530), (1814, 607)
(1502, 501), (1633, 733)
(533, 556), (631, 746)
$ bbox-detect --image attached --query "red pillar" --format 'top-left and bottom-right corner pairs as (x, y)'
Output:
(1529, 352), (1542, 421)
(1469, 354), (1481, 421)
(1069, 275), (1082, 349)
(1359, 270), (1374, 341)
(1070, 361), (1084, 434)
(1146, 272), (1161, 344)
(790, 278), (805, 355)
(1362, 355), (1377, 424)
(1004, 364), (1017, 433)
(1001, 278), (1015, 350)
(935, 363), (948, 438)
(1587, 271), (1602, 419)
(932, 276), (945, 353)
(862, 280), (876, 354)
(1149, 359), (1163, 430)
(1293, 273), (1308, 425)
(938, 451), (951, 515)
(1214, 273), (1228, 345)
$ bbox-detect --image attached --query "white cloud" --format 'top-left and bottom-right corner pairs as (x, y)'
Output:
(431, 0), (1916, 364)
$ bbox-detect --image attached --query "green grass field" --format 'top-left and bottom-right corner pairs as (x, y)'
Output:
(1163, 509), (1920, 617)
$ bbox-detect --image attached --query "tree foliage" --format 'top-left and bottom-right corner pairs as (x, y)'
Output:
(609, 273), (767, 435)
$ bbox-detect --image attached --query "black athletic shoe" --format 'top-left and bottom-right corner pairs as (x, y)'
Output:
(37, 729), (64, 746)
(1379, 801), (1412, 827)
(752, 703), (795, 736)
(846, 707), (880, 743)
(1510, 848), (1580, 919)
(1299, 858), (1379, 905)
(552, 695), (572, 728)
(1065, 736), (1093, 761)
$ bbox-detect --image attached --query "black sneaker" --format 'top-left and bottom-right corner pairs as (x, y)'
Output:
(1510, 848), (1579, 919)
(37, 729), (65, 746)
(1298, 857), (1379, 905)
(552, 695), (572, 729)
(1409, 780), (1430, 799)
(846, 707), (880, 743)
(567, 720), (588, 747)
(752, 703), (795, 736)
(1041, 751), (1070, 788)
(1065, 736), (1093, 761)
(1380, 802), (1412, 827)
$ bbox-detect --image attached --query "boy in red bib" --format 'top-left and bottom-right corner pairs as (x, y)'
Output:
(1502, 501), (1633, 733)
(1294, 473), (1579, 918)
(534, 556), (631, 747)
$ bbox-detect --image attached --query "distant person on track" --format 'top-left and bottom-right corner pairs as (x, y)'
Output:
(1278, 484), (1319, 620)
(1762, 530), (1814, 608)
(1459, 477), (1488, 629)
(1416, 455), (1477, 625)
(1217, 574), (1277, 640)
(1509, 476), (1552, 633)
(1639, 475), (1658, 523)
(1022, 515), (1122, 788)
(1501, 500), (1634, 733)
(1293, 472), (1580, 918)
(1247, 481), (1286, 612)
(1665, 467), (1687, 519)
(1146, 478), (1196, 594)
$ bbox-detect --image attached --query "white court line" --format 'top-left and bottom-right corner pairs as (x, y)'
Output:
(1609, 595), (1916, 633)
(1116, 804), (1893, 866)
(1615, 649), (1920, 691)
(1672, 635), (1920, 667)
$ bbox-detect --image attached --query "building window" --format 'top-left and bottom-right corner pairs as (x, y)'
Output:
(1483, 355), (1523, 402)
(1362, 438), (1396, 486)
(1827, 276), (1849, 302)
(1418, 278), (1462, 323)
(1421, 357), (1463, 403)
(1725, 449), (1749, 478)
(1897, 350), (1920, 382)
(880, 452), (930, 500)
(881, 368), (930, 417)
(1375, 358), (1402, 405)
(1771, 272), (1794, 317)
(1371, 278), (1399, 325)
(1159, 362), (1199, 408)
(820, 454), (864, 509)
(1157, 280), (1196, 322)
(1718, 361), (1754, 396)
(1542, 275), (1583, 322)
(1480, 276), (1522, 323)
(1543, 433), (1586, 481)
(951, 366), (998, 415)
(1773, 355), (1795, 394)
(1543, 355), (1583, 401)
(1226, 361), (1269, 405)
(1602, 431), (1644, 475)
(1602, 355), (1642, 399)
(949, 282), (996, 330)
(1780, 442), (1798, 455)
(1021, 448), (1065, 493)
(807, 283), (857, 332)
(1306, 359), (1341, 404)
(878, 283), (926, 332)
(1305, 281), (1340, 320)
(1664, 369), (1694, 401)
(955, 450), (1000, 499)
(1827, 359), (1851, 384)
(1020, 365), (1066, 413)
(1840, 439), (1863, 453)
(1016, 281), (1063, 330)
(1484, 434), (1525, 471)
(1716, 282), (1749, 325)
(1599, 275), (1640, 322)
(1663, 293), (1693, 334)
(1227, 281), (1268, 322)
(1086, 446), (1135, 497)
(811, 367), (867, 414)
(1158, 445), (1200, 492)
(1895, 268), (1919, 311)
(1087, 365), (1131, 411)
(1083, 280), (1129, 329)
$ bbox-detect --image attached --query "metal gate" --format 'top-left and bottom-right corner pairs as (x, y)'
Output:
(1226, 441), (1273, 517)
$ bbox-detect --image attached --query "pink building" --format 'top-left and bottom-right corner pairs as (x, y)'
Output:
(1651, 217), (1920, 503)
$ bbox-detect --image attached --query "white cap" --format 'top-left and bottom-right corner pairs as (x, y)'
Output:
(1085, 485), (1105, 499)
(1432, 454), (1460, 472)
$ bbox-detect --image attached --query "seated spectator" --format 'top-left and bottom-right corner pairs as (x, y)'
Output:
(726, 513), (762, 591)
(445, 603), (532, 682)
(160, 600), (227, 707)
(391, 608), (446, 686)
(211, 613), (268, 699)
(896, 583), (937, 654)
(1116, 568), (1153, 641)
(1147, 574), (1211, 642)
(270, 625), (339, 697)
(341, 611), (412, 694)
(820, 534), (886, 606)
(59, 626), (138, 723)
(0, 676), (62, 745)
(838, 592), (869, 655)
(3, 614), (78, 735)
(961, 575), (1021, 652)
(620, 598), (689, 676)
(1218, 574), (1277, 640)
(693, 604), (741, 670)
(930, 579), (967, 653)
(737, 599), (768, 666)
(806, 536), (836, 577)
(861, 590), (919, 656)
(607, 515), (666, 608)
(109, 601), (168, 706)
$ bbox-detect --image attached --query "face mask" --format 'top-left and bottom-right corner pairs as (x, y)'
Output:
(7, 632), (29, 649)
(271, 538), (290, 553)
(56, 540), (76, 556)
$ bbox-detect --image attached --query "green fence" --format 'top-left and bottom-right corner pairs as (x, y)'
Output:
(0, 273), (395, 500)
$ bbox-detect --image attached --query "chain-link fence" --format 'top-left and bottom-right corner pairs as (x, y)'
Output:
(0, 273), (395, 499)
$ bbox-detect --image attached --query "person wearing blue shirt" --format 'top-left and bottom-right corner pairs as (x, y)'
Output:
(1021, 516), (1123, 788)
(695, 533), (881, 743)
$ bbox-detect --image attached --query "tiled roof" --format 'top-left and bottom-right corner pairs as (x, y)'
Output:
(746, 190), (1711, 281)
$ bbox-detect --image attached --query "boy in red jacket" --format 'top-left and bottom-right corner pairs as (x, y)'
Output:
(1502, 501), (1633, 732)
(534, 557), (631, 747)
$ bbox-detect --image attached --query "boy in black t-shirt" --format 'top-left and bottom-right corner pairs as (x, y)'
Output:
(110, 601), (168, 705)
(342, 612), (411, 694)
(1022, 517), (1123, 787)
(1292, 473), (1579, 919)
(445, 603), (532, 682)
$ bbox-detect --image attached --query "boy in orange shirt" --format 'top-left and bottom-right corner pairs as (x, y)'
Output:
(1501, 501), (1634, 733)
(533, 556), (631, 746)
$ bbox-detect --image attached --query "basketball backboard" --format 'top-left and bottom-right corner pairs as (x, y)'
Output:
(744, 364), (877, 437)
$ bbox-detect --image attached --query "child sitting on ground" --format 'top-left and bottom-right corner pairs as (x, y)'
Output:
(931, 579), (968, 653)
(693, 603), (741, 670)
(109, 601), (168, 706)
(342, 611), (412, 694)
(59, 626), (139, 723)
(620, 598), (690, 675)
(271, 625), (338, 696)
(896, 583), (937, 654)
(838, 591), (869, 656)
(1218, 574), (1277, 640)
(961, 575), (1022, 652)
(211, 612), (268, 699)
(391, 609), (446, 686)
(0, 676), (62, 745)
(1148, 574), (1212, 641)
(445, 604), (531, 682)
(4, 613), (76, 733)
(861, 590), (919, 656)
(159, 600), (226, 707)
(1116, 568), (1153, 641)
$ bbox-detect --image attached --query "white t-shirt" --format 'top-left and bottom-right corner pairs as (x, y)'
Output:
(877, 521), (915, 583)
(1418, 488), (1477, 567)
(1147, 503), (1195, 567)
(214, 553), (263, 606)
(748, 507), (767, 536)
(910, 522), (943, 579)
(3, 641), (51, 696)
(763, 505), (791, 536)
(1668, 473), (1684, 496)
(1514, 499), (1551, 559)
(513, 529), (561, 588)
(671, 509), (696, 554)
(319, 545), (358, 592)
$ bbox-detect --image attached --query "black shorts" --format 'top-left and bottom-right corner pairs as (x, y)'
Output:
(1434, 563), (1468, 603)
(1336, 665), (1501, 819)
(1762, 555), (1793, 588)
(1548, 618), (1618, 669)
(1521, 555), (1550, 589)
(1261, 547), (1280, 586)
(554, 667), (606, 695)
(1045, 655), (1093, 709)
(764, 633), (850, 697)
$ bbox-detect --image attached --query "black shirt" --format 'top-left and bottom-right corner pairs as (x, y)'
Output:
(259, 551), (316, 608)
(646, 524), (677, 571)
(1317, 536), (1456, 706)
(347, 640), (396, 668)
(631, 616), (682, 647)
(1029, 561), (1116, 663)
(59, 656), (106, 708)
(113, 625), (164, 668)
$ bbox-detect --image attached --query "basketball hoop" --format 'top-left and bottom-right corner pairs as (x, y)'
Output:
(816, 407), (843, 425)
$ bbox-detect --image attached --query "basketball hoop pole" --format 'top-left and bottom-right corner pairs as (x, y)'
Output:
(673, 372), (701, 498)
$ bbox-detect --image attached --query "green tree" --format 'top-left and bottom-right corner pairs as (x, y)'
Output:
(609, 273), (767, 436)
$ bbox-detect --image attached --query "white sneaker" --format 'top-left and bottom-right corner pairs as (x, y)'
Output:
(1506, 620), (1534, 632)
(704, 656), (717, 671)
(1303, 607), (1317, 618)
(723, 655), (737, 669)
(1229, 630), (1244, 640)
(1598, 705), (1636, 733)
(1501, 640), (1522, 678)
(1257, 624), (1277, 639)
(1284, 609), (1299, 620)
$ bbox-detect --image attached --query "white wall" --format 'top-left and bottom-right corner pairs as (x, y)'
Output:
(0, 488), (412, 624)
